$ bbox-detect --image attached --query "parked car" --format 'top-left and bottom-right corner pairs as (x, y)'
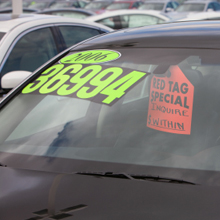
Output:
(86, 9), (170, 29)
(37, 8), (95, 19)
(169, 0), (220, 19)
(27, 0), (57, 11)
(176, 0), (220, 12)
(177, 10), (220, 20)
(0, 14), (112, 94)
(138, 0), (179, 13)
(84, 0), (112, 14)
(1, 19), (220, 220)
(105, 0), (143, 10)
(49, 0), (88, 9)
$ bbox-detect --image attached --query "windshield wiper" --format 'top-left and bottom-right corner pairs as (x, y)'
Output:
(75, 171), (197, 185)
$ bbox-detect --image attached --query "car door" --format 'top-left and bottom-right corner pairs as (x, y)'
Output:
(56, 25), (105, 49)
(0, 26), (60, 79)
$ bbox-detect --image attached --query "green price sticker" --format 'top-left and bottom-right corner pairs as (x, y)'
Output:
(22, 63), (148, 105)
(60, 50), (121, 64)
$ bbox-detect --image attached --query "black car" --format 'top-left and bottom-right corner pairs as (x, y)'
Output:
(1, 20), (220, 219)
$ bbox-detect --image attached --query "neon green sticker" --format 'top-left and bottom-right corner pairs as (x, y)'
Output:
(60, 50), (121, 64)
(22, 64), (148, 105)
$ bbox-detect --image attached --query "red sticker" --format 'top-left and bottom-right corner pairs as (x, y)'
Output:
(147, 66), (194, 135)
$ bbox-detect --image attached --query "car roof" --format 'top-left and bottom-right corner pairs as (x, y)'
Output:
(0, 14), (113, 33)
(178, 11), (220, 20)
(182, 0), (213, 3)
(37, 8), (95, 15)
(86, 9), (171, 21)
(75, 20), (220, 50)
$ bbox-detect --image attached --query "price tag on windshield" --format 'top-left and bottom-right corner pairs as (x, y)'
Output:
(147, 65), (194, 135)
(22, 62), (148, 105)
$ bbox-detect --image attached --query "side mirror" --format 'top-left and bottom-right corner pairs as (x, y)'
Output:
(1, 71), (32, 89)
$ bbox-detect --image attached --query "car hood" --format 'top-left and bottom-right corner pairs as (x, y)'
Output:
(1, 166), (220, 220)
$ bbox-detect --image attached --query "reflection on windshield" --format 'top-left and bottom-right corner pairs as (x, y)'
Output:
(1, 48), (220, 174)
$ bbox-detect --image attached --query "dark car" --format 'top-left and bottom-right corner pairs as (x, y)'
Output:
(1, 20), (220, 219)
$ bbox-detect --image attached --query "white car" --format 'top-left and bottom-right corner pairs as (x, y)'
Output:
(0, 14), (112, 93)
(169, 0), (220, 20)
(177, 11), (220, 21)
(86, 9), (171, 29)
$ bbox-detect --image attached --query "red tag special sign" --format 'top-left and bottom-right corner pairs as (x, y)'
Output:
(147, 65), (194, 135)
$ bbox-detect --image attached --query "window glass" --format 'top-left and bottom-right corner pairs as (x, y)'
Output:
(98, 14), (165, 29)
(106, 3), (131, 10)
(132, 2), (139, 8)
(97, 17), (117, 29)
(213, 2), (220, 10)
(176, 3), (205, 12)
(139, 3), (164, 11)
(79, 1), (87, 8)
(2, 48), (220, 175)
(1, 27), (58, 76)
(59, 26), (101, 48)
(167, 2), (172, 8)
(171, 1), (179, 9)
(85, 2), (109, 10)
(207, 3), (215, 10)
(127, 14), (164, 28)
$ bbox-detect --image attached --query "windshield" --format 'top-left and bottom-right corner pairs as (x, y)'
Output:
(106, 2), (131, 10)
(176, 3), (205, 12)
(1, 47), (220, 184)
(139, 3), (164, 10)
